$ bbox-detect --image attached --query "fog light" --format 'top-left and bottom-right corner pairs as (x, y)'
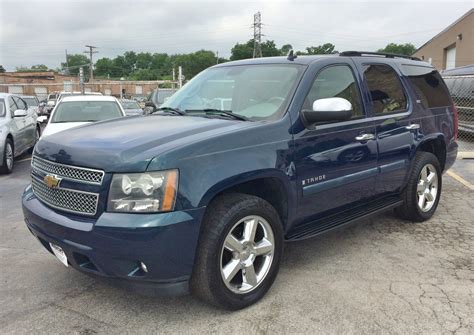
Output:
(139, 261), (148, 273)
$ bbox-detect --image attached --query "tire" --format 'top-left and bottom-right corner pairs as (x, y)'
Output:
(395, 152), (442, 222)
(0, 138), (14, 174)
(191, 193), (284, 310)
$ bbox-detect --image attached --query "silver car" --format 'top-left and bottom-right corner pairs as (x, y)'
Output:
(0, 93), (40, 174)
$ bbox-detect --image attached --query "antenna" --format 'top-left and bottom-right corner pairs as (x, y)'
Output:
(287, 49), (297, 61)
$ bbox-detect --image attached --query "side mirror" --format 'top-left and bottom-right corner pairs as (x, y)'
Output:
(301, 97), (352, 127)
(13, 109), (28, 117)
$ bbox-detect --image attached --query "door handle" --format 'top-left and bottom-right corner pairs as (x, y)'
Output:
(406, 124), (420, 130)
(355, 133), (375, 141)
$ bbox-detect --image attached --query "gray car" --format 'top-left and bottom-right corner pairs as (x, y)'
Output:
(0, 93), (40, 174)
(120, 99), (144, 116)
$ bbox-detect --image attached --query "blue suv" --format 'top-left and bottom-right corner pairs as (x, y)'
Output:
(22, 51), (458, 309)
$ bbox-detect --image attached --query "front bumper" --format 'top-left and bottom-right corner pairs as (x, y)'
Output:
(22, 185), (205, 296)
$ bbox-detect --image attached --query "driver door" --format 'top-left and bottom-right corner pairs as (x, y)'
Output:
(293, 62), (378, 220)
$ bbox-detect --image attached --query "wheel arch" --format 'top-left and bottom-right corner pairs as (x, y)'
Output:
(198, 170), (292, 230)
(414, 134), (447, 171)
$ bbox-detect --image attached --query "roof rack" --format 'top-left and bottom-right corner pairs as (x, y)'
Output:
(339, 51), (421, 61)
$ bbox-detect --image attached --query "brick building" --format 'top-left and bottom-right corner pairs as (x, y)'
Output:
(413, 9), (474, 71)
(0, 71), (176, 100)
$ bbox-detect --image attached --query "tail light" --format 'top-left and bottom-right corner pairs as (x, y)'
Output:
(452, 103), (458, 141)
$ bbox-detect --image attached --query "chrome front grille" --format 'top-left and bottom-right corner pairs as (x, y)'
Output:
(32, 156), (104, 185)
(31, 176), (99, 215)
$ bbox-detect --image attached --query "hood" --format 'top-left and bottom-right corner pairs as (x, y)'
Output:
(41, 122), (91, 138)
(34, 115), (253, 172)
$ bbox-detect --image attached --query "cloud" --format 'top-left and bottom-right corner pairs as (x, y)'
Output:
(0, 0), (472, 70)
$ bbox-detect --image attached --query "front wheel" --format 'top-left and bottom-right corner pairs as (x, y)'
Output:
(395, 152), (442, 222)
(191, 193), (283, 310)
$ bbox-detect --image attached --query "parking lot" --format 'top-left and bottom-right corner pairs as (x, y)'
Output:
(0, 155), (472, 334)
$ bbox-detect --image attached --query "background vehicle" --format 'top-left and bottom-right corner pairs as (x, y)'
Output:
(132, 95), (147, 108)
(0, 93), (40, 173)
(120, 99), (144, 116)
(21, 95), (40, 115)
(23, 52), (457, 309)
(45, 92), (59, 114)
(443, 65), (474, 135)
(144, 88), (178, 113)
(57, 91), (103, 103)
(41, 95), (126, 137)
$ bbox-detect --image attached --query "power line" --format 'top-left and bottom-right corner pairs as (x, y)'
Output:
(252, 12), (263, 58)
(84, 45), (98, 81)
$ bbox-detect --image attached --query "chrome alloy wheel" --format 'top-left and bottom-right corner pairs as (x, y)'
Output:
(417, 163), (438, 212)
(220, 215), (275, 294)
(5, 142), (13, 171)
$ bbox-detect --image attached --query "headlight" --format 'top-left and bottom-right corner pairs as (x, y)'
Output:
(107, 170), (178, 213)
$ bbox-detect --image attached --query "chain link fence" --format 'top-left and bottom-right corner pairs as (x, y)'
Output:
(443, 75), (474, 154)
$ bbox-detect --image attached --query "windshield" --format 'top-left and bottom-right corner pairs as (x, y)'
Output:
(23, 98), (38, 106)
(121, 101), (141, 109)
(162, 64), (304, 121)
(52, 101), (123, 123)
(0, 99), (5, 117)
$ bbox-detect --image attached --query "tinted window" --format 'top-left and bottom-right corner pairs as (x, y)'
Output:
(8, 97), (17, 114)
(52, 101), (123, 123)
(13, 97), (27, 110)
(23, 97), (38, 106)
(0, 99), (5, 117)
(402, 65), (451, 108)
(304, 65), (363, 118)
(363, 64), (407, 114)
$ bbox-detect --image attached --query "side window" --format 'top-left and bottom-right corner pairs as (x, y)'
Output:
(8, 96), (17, 115)
(401, 65), (452, 108)
(305, 65), (363, 118)
(363, 64), (407, 114)
(13, 97), (27, 110)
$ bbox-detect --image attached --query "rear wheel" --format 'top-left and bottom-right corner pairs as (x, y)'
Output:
(0, 139), (14, 174)
(191, 193), (283, 310)
(395, 152), (442, 222)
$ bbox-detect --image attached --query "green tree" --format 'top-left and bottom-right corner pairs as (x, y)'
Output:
(280, 44), (293, 56)
(298, 43), (337, 55)
(230, 39), (282, 60)
(0, 65), (5, 73)
(135, 52), (153, 69)
(61, 54), (89, 75)
(15, 64), (50, 72)
(123, 51), (137, 73)
(377, 43), (417, 56)
(94, 57), (114, 78)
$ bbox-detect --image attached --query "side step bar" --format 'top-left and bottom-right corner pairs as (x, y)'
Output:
(286, 197), (403, 241)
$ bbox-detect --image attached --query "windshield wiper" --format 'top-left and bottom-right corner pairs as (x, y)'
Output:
(186, 109), (250, 121)
(151, 106), (186, 115)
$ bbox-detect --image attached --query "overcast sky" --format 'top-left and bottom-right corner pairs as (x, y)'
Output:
(0, 0), (472, 71)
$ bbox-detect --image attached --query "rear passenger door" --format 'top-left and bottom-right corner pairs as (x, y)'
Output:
(293, 61), (378, 220)
(355, 61), (416, 194)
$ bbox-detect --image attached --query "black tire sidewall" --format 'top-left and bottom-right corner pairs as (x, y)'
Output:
(198, 195), (284, 309)
(1, 139), (13, 174)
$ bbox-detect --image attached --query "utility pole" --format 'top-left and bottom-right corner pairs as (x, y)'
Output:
(178, 66), (183, 88)
(252, 12), (263, 58)
(79, 67), (85, 94)
(84, 45), (98, 81)
(172, 68), (176, 89)
(65, 49), (69, 75)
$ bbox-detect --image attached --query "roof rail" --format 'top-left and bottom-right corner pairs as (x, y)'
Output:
(339, 51), (421, 61)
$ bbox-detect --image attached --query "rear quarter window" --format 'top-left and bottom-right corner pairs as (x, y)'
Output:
(401, 65), (451, 108)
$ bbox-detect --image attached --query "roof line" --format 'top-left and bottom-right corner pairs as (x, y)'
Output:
(414, 8), (473, 53)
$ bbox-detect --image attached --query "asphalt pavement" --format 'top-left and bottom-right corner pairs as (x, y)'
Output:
(0, 156), (473, 334)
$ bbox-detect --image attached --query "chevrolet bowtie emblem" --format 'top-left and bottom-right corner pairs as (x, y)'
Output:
(44, 174), (61, 188)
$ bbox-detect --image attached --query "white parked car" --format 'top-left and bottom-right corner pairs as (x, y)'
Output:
(41, 95), (126, 137)
(0, 93), (40, 173)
